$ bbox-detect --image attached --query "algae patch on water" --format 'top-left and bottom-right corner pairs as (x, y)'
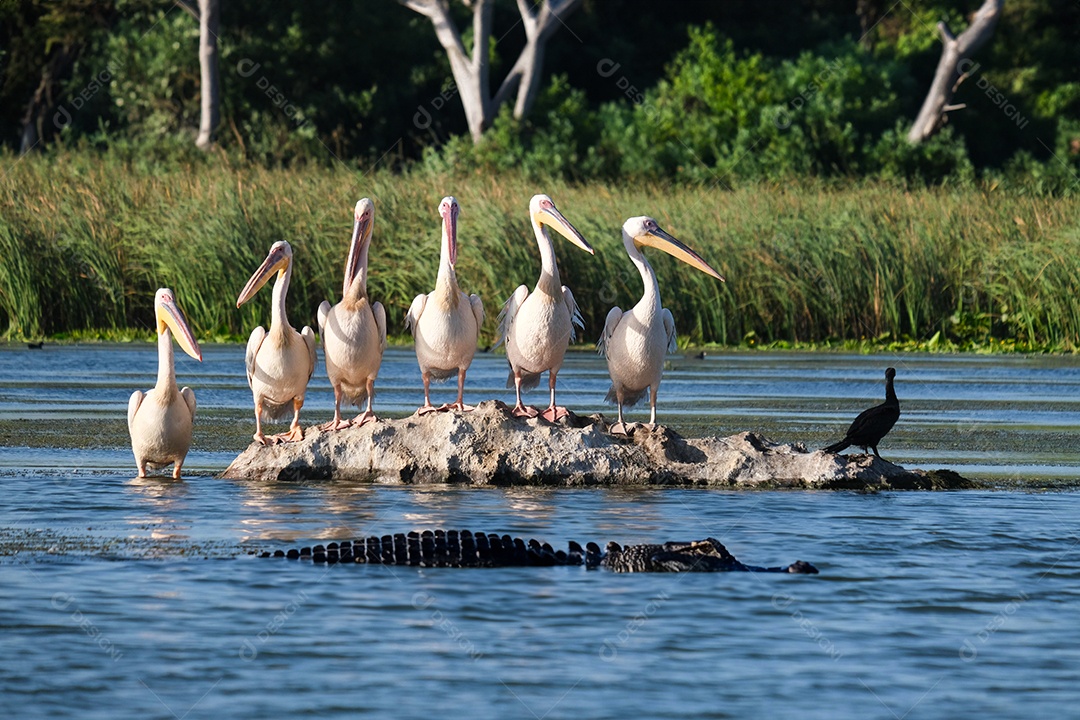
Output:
(0, 527), (252, 561)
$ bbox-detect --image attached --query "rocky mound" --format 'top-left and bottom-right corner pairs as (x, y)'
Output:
(221, 401), (970, 489)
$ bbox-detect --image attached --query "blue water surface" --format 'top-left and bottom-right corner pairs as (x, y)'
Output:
(1, 344), (1079, 719)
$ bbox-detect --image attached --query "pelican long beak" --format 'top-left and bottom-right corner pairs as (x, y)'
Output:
(442, 204), (458, 267)
(343, 210), (372, 293)
(157, 293), (202, 361)
(237, 245), (290, 307)
(637, 227), (725, 281)
(537, 205), (594, 255)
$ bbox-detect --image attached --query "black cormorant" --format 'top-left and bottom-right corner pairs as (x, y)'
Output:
(823, 367), (899, 459)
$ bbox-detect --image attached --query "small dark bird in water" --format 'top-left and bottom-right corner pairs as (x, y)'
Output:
(27, 341), (44, 349)
(823, 367), (899, 459)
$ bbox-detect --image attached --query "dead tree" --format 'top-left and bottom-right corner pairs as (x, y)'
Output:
(399, 0), (582, 143)
(907, 0), (1003, 144)
(177, 0), (220, 150)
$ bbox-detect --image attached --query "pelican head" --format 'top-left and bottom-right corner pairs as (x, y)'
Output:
(237, 240), (294, 307)
(343, 198), (375, 294)
(622, 216), (725, 281)
(439, 196), (459, 266)
(155, 288), (202, 361)
(530, 194), (594, 255)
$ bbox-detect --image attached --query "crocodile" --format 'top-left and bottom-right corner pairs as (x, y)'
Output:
(259, 529), (818, 573)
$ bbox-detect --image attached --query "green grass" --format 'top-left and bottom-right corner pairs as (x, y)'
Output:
(2, 151), (1079, 351)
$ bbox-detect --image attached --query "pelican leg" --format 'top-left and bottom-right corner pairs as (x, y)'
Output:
(285, 398), (305, 441)
(644, 385), (659, 431)
(253, 399), (270, 445)
(320, 385), (352, 432)
(269, 398), (305, 443)
(417, 372), (439, 415)
(172, 461), (183, 480)
(135, 459), (148, 479)
(610, 397), (633, 436)
(443, 368), (476, 412)
(540, 371), (570, 423)
(353, 378), (378, 427)
(511, 371), (539, 418)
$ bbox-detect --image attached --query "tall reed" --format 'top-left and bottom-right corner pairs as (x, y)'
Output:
(1, 152), (1078, 350)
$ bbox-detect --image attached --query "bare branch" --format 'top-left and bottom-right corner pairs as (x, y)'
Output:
(174, 0), (199, 21)
(401, 0), (582, 141)
(399, 0), (442, 18)
(907, 0), (1003, 144)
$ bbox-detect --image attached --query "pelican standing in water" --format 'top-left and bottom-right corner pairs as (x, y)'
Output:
(599, 217), (724, 434)
(497, 194), (594, 421)
(405, 196), (485, 414)
(236, 240), (317, 444)
(127, 288), (203, 478)
(317, 199), (387, 431)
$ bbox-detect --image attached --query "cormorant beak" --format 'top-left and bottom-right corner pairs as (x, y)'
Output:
(637, 226), (725, 281)
(537, 203), (594, 255)
(156, 291), (202, 361)
(237, 244), (290, 307)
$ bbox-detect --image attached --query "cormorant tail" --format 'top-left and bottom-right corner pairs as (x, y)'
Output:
(822, 440), (851, 454)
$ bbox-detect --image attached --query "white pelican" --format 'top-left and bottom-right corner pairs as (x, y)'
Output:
(127, 288), (203, 478)
(405, 196), (485, 414)
(236, 240), (317, 444)
(496, 194), (594, 421)
(317, 198), (387, 431)
(598, 216), (724, 434)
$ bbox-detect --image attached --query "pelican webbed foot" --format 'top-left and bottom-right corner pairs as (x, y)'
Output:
(440, 402), (476, 413)
(266, 425), (305, 444)
(352, 411), (377, 427)
(609, 421), (638, 436)
(540, 406), (571, 423)
(319, 418), (352, 432)
(512, 404), (540, 419)
(416, 404), (440, 416)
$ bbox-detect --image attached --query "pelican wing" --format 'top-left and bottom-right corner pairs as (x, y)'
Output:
(562, 285), (584, 343)
(662, 308), (677, 354)
(317, 300), (332, 338)
(301, 326), (317, 381)
(495, 285), (529, 350)
(180, 386), (197, 420)
(598, 306), (623, 358)
(405, 294), (426, 337)
(469, 293), (485, 331)
(127, 390), (145, 430)
(373, 301), (388, 352)
(244, 326), (267, 388)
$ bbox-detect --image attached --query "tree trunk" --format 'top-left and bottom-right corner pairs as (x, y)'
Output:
(907, 0), (1003, 144)
(401, 0), (581, 144)
(19, 47), (77, 155)
(194, 0), (220, 151)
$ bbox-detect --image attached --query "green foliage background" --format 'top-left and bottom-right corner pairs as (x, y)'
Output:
(1, 0), (1078, 185)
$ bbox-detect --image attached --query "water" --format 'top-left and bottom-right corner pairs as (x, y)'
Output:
(2, 344), (1079, 718)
